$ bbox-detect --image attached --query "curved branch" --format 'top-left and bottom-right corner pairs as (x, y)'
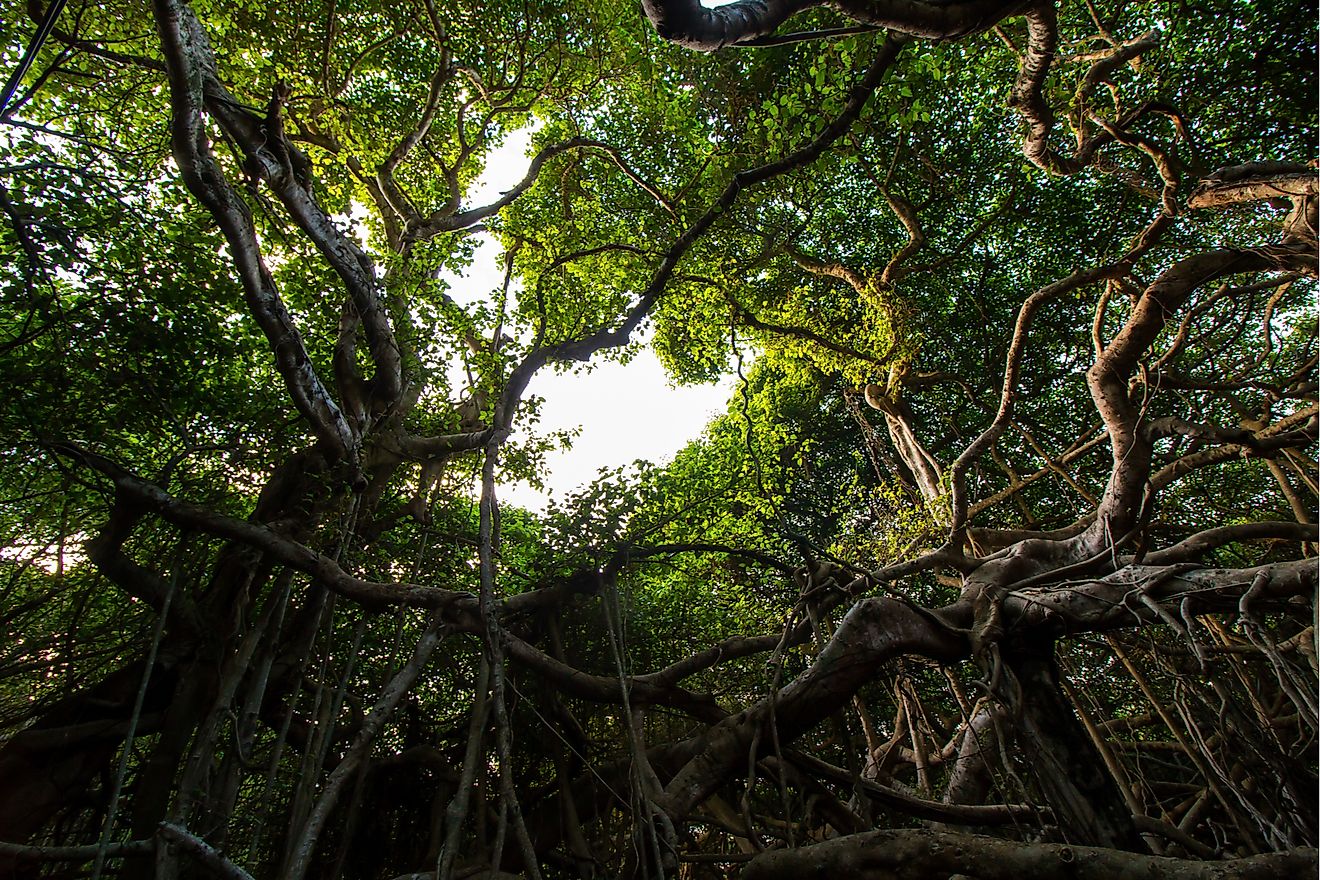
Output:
(58, 444), (702, 627)
(967, 425), (1108, 521)
(1141, 522), (1318, 566)
(656, 544), (1312, 829)
(1148, 405), (1318, 494)
(1188, 163), (1316, 210)
(366, 56), (455, 241)
(791, 249), (871, 295)
(502, 631), (728, 721)
(658, 596), (966, 822)
(878, 186), (925, 286)
(392, 428), (493, 462)
(1012, 13), (1162, 177)
(152, 0), (359, 462)
(642, 0), (1026, 52)
(0, 837), (153, 862)
(948, 261), (1132, 534)
(641, 0), (823, 51)
(158, 823), (255, 880)
(642, 633), (789, 688)
(785, 749), (1036, 825)
(606, 542), (797, 576)
(409, 137), (604, 239)
(1085, 245), (1312, 543)
(1006, 558), (1317, 635)
(1006, 4), (1077, 174)
(733, 297), (895, 367)
(24, 0), (163, 74)
(56, 444), (473, 613)
(155, 1), (409, 416)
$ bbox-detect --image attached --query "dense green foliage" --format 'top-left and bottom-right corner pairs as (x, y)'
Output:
(0, 1), (1315, 878)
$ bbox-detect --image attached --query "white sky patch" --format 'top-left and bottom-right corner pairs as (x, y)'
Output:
(445, 129), (735, 512)
(0, 535), (88, 575)
(504, 356), (736, 512)
(467, 127), (536, 206)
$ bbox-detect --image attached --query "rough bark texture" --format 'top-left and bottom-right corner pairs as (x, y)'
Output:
(0, 0), (1314, 878)
(740, 830), (1319, 879)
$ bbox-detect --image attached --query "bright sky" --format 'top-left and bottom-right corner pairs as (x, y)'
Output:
(452, 130), (736, 512)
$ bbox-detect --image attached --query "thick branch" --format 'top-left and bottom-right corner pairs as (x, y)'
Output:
(1148, 406), (1317, 493)
(740, 829), (1316, 880)
(949, 261), (1133, 533)
(1141, 522), (1318, 566)
(502, 631), (727, 721)
(641, 0), (822, 51)
(642, 0), (1028, 50)
(1085, 245), (1311, 542)
(1188, 163), (1316, 210)
(785, 749), (1035, 825)
(1005, 558), (1317, 635)
(198, 78), (404, 411)
(157, 823), (255, 880)
(58, 444), (472, 613)
(658, 596), (966, 822)
(151, 0), (358, 461)
(0, 838), (153, 862)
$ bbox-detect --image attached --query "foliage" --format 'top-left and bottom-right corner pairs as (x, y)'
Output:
(0, 0), (1315, 878)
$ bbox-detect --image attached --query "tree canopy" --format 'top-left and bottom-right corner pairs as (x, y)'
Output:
(0, 1), (1315, 878)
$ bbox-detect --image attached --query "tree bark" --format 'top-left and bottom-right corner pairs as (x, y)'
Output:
(739, 829), (1317, 880)
(995, 644), (1144, 851)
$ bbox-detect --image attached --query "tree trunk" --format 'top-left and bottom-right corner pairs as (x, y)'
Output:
(998, 643), (1144, 851)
